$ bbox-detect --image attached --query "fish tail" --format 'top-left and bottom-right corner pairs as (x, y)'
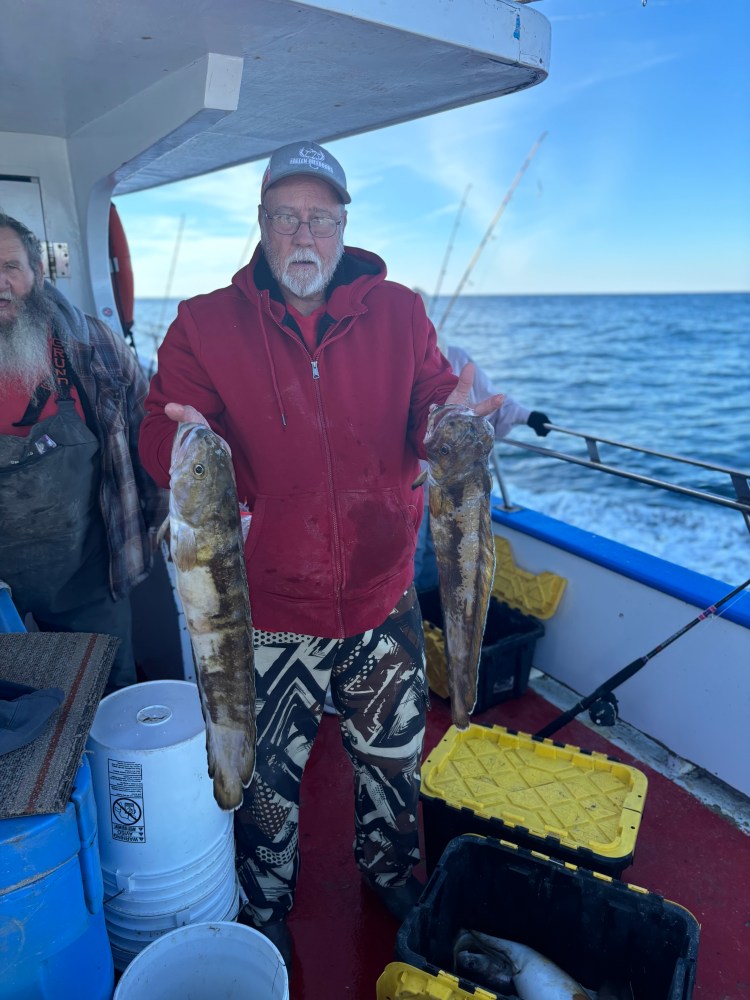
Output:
(451, 703), (471, 730)
(205, 722), (256, 812)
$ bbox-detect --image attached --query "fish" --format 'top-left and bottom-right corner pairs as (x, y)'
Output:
(456, 929), (593, 1000)
(419, 403), (495, 729)
(162, 421), (256, 810)
(453, 929), (515, 993)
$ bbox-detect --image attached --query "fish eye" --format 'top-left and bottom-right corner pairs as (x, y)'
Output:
(193, 463), (206, 478)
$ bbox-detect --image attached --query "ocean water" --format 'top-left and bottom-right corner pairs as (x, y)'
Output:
(132, 292), (750, 586)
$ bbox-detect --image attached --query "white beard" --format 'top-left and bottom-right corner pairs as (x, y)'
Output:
(0, 290), (54, 398)
(261, 224), (344, 300)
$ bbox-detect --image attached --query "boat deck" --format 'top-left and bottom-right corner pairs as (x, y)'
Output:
(288, 685), (750, 999)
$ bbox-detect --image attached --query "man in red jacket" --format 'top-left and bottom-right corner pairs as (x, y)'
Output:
(139, 140), (502, 970)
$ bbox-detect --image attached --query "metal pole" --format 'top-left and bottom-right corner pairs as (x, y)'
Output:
(491, 450), (516, 511)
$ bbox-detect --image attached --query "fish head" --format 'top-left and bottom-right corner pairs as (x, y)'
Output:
(424, 404), (494, 485)
(454, 951), (515, 993)
(169, 422), (237, 527)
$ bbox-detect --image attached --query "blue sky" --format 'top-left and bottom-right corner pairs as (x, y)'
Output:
(116, 0), (750, 300)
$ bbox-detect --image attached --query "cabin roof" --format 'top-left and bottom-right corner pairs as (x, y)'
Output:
(2, 0), (549, 194)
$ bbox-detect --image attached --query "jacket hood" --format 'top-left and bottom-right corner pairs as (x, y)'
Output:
(231, 244), (386, 319)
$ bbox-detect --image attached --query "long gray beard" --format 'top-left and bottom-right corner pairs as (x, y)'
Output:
(0, 286), (57, 399)
(261, 222), (344, 300)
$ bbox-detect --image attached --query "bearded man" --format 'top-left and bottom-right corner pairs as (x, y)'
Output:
(0, 214), (166, 693)
(138, 141), (503, 974)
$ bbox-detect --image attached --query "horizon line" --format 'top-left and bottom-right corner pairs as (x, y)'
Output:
(134, 289), (750, 301)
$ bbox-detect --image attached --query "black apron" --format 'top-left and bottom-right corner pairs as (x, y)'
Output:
(0, 338), (104, 616)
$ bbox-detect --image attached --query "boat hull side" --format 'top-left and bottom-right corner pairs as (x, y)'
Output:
(491, 503), (750, 797)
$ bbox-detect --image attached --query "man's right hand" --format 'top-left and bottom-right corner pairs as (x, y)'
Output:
(164, 403), (232, 456)
(164, 402), (210, 426)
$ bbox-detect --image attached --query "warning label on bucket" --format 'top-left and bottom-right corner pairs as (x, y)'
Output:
(108, 759), (146, 843)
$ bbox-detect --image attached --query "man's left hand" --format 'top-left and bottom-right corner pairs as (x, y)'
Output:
(527, 411), (552, 437)
(445, 363), (504, 417)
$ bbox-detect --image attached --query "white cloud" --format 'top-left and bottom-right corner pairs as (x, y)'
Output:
(564, 50), (680, 97)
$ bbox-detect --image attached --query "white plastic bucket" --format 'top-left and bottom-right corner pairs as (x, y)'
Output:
(86, 681), (239, 968)
(87, 680), (232, 873)
(107, 882), (239, 973)
(101, 825), (236, 911)
(112, 921), (289, 1000)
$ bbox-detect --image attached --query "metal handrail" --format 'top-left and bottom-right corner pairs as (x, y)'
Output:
(492, 423), (750, 534)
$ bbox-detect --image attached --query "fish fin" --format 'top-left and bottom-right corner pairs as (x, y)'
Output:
(205, 722), (256, 812)
(411, 468), (428, 489)
(156, 515), (170, 548)
(428, 486), (450, 518)
(214, 773), (254, 812)
(172, 524), (198, 572)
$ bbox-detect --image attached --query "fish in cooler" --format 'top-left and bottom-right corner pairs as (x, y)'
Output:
(452, 928), (634, 1000)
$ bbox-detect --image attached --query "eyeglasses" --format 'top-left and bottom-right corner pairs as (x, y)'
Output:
(262, 208), (342, 239)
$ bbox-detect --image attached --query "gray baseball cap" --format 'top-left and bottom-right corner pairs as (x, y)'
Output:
(261, 141), (351, 204)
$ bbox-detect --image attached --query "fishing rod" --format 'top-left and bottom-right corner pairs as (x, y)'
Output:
(237, 223), (259, 270)
(535, 576), (750, 740)
(429, 183), (472, 316)
(158, 214), (185, 333)
(147, 214), (186, 378)
(436, 130), (548, 335)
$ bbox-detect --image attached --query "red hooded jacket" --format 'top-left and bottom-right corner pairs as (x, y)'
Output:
(139, 245), (457, 637)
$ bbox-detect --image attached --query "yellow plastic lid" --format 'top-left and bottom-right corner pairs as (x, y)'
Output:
(421, 724), (647, 862)
(423, 620), (449, 698)
(377, 962), (496, 1000)
(492, 535), (566, 620)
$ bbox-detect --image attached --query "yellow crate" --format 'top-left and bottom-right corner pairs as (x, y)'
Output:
(491, 535), (566, 620)
(376, 962), (496, 1000)
(421, 724), (647, 876)
(423, 619), (449, 699)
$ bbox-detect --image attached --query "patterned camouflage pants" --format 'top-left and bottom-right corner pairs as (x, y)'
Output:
(235, 586), (427, 925)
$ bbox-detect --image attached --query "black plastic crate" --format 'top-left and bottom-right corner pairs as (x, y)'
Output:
(396, 835), (699, 1000)
(417, 588), (544, 711)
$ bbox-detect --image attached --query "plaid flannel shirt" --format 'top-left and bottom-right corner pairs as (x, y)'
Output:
(64, 316), (168, 600)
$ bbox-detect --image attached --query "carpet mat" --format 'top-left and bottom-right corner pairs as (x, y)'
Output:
(0, 632), (117, 818)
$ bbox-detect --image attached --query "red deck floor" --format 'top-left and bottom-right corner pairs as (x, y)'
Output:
(287, 689), (750, 1000)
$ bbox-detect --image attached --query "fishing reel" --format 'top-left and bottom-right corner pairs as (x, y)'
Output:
(588, 691), (619, 727)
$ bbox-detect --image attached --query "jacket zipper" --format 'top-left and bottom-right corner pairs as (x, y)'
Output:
(267, 299), (352, 635)
(309, 350), (347, 636)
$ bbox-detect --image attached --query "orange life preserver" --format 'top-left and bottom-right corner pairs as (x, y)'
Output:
(108, 202), (134, 335)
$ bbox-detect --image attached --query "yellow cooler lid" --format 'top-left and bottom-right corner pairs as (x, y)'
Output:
(377, 962), (496, 1000)
(421, 724), (647, 862)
